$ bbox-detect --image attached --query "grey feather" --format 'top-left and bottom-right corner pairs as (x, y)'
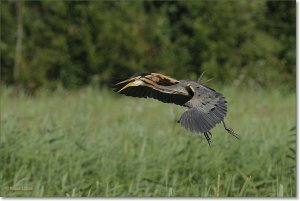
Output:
(179, 81), (227, 133)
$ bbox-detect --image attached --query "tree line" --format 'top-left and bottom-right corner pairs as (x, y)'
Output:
(1, 1), (296, 92)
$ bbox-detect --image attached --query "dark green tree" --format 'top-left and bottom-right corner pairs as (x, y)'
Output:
(0, 0), (296, 91)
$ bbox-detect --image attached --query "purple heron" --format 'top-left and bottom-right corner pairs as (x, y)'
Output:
(112, 73), (238, 145)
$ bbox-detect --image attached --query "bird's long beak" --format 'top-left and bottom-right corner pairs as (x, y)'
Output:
(117, 80), (144, 92)
(117, 81), (134, 92)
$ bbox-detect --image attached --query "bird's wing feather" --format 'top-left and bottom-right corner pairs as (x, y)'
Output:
(112, 73), (192, 105)
(180, 85), (227, 133)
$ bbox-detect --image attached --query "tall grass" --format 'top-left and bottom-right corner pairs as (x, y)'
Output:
(0, 86), (296, 197)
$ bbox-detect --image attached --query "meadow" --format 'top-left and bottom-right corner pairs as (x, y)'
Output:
(0, 85), (296, 197)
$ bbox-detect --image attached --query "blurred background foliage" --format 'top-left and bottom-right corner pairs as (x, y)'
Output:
(1, 0), (296, 92)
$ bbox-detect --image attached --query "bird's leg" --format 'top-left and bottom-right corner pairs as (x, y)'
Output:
(204, 131), (212, 147)
(222, 121), (239, 139)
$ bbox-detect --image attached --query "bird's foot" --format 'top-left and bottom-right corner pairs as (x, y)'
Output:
(204, 132), (212, 147)
(222, 121), (239, 139)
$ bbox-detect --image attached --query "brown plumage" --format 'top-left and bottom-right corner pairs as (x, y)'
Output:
(112, 72), (238, 145)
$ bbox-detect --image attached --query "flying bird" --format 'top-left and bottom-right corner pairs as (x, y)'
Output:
(112, 73), (238, 145)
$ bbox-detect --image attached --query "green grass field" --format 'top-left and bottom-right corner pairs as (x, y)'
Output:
(0, 86), (296, 197)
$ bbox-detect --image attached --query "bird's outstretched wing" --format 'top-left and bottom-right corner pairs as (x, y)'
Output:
(112, 73), (192, 105)
(179, 85), (227, 133)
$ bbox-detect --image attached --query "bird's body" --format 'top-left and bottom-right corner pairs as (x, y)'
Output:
(112, 73), (237, 145)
